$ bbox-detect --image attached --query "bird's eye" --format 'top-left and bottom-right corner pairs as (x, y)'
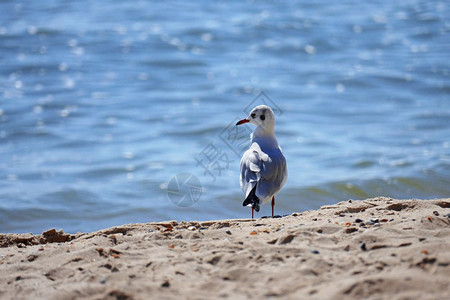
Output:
(260, 115), (265, 121)
(251, 113), (256, 118)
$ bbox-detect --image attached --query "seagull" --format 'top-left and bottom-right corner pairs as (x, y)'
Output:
(236, 105), (287, 219)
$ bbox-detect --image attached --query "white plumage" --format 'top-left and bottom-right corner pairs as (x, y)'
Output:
(236, 105), (287, 217)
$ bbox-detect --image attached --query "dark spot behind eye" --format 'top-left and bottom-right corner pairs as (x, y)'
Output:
(251, 113), (256, 118)
(260, 115), (265, 121)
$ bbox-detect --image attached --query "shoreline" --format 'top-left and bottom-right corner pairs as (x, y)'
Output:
(1, 197), (449, 299)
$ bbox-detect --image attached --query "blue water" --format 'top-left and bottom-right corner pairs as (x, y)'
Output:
(1, 0), (449, 234)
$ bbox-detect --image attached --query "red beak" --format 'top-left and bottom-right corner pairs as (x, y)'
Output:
(236, 119), (250, 125)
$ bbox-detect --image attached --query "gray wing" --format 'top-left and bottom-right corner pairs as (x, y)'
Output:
(240, 143), (287, 204)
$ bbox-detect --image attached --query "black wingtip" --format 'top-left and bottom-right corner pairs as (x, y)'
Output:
(242, 184), (260, 212)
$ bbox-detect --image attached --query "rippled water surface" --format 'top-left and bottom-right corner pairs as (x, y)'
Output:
(1, 0), (449, 233)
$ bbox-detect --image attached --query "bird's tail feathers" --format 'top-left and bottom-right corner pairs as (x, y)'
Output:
(242, 183), (260, 212)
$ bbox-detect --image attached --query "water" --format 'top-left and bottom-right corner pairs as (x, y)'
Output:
(1, 0), (449, 234)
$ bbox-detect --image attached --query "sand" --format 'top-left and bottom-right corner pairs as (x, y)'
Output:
(1, 197), (449, 299)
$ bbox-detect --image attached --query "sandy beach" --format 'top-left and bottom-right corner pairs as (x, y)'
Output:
(1, 197), (449, 299)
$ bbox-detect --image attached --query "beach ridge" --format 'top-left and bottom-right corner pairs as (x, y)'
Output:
(1, 197), (449, 299)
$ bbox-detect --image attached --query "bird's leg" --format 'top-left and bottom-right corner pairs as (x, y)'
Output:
(252, 207), (254, 219)
(271, 196), (275, 217)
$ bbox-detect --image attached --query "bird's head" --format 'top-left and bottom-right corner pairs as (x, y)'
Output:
(236, 105), (275, 131)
